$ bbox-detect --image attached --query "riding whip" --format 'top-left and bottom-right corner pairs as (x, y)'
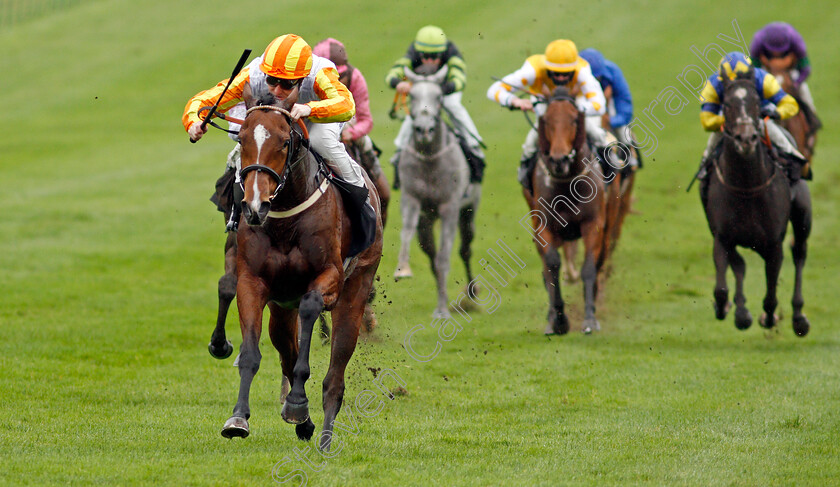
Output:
(190, 48), (252, 143)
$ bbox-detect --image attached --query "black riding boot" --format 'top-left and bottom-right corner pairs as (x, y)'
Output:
(458, 137), (486, 183)
(226, 184), (244, 233)
(333, 180), (377, 256)
(518, 153), (538, 194)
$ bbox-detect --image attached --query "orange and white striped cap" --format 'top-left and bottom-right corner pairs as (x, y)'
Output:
(260, 34), (313, 79)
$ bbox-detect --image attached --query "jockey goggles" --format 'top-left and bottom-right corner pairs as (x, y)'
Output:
(420, 51), (442, 60)
(266, 76), (302, 90)
(547, 70), (574, 85)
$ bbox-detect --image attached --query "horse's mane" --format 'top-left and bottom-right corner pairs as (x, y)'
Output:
(256, 92), (278, 108)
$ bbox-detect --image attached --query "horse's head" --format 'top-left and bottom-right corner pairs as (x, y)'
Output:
(538, 87), (586, 178)
(405, 66), (448, 145)
(720, 68), (761, 158)
(237, 90), (298, 226)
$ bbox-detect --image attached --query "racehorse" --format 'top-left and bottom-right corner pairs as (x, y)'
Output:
(527, 87), (609, 335)
(218, 90), (383, 450)
(764, 60), (820, 169)
(701, 68), (810, 336)
(393, 65), (481, 319)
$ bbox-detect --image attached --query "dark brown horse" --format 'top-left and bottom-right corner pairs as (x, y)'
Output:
(526, 87), (609, 335)
(701, 69), (809, 335)
(218, 91), (383, 450)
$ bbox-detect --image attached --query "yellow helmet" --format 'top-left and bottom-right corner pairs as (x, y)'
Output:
(545, 39), (581, 73)
(260, 34), (313, 79)
(414, 25), (447, 53)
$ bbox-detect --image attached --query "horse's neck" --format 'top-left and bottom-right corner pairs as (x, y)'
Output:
(721, 137), (772, 187)
(273, 148), (320, 210)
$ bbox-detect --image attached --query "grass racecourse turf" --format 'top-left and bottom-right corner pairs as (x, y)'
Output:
(1, 0), (840, 485)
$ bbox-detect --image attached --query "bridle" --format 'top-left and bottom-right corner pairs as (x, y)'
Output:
(538, 92), (582, 180)
(238, 105), (313, 201)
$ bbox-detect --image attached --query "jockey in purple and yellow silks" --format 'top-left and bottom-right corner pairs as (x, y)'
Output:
(487, 39), (609, 191)
(698, 51), (805, 169)
(750, 22), (816, 115)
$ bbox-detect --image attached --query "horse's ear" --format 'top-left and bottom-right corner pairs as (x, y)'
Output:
(403, 67), (420, 84)
(431, 65), (449, 85)
(281, 86), (300, 110)
(243, 82), (255, 109)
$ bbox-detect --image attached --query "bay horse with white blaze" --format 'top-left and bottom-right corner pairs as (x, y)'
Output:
(701, 68), (810, 336)
(220, 90), (383, 450)
(527, 87), (609, 335)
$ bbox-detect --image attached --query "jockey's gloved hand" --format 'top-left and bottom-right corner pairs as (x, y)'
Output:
(760, 106), (781, 121)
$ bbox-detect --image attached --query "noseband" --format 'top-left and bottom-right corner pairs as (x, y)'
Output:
(238, 105), (309, 200)
(539, 93), (582, 179)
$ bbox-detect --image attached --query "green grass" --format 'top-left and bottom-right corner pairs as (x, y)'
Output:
(2, 0), (840, 485)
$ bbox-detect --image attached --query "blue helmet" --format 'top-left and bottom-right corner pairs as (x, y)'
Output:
(719, 52), (753, 80)
(579, 48), (606, 79)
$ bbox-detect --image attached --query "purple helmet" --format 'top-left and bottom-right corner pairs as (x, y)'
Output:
(764, 22), (792, 53)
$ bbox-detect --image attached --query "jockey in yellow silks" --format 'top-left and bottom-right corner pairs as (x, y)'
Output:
(486, 39), (609, 191)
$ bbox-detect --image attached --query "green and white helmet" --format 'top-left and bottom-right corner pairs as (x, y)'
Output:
(414, 25), (447, 53)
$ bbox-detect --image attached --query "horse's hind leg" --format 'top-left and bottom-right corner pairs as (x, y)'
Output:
(458, 204), (476, 284)
(728, 246), (753, 330)
(209, 233), (237, 359)
(562, 241), (580, 282)
(417, 211), (438, 278)
(712, 237), (733, 322)
(790, 180), (812, 336)
(432, 202), (460, 319)
(221, 275), (268, 439)
(318, 271), (370, 452)
(758, 243), (783, 329)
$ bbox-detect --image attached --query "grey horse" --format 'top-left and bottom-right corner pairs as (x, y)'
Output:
(393, 66), (482, 319)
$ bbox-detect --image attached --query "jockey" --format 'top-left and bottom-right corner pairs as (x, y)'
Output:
(697, 52), (805, 180)
(486, 39), (609, 193)
(183, 34), (373, 231)
(385, 25), (485, 189)
(312, 37), (384, 181)
(749, 22), (816, 114)
(579, 47), (640, 170)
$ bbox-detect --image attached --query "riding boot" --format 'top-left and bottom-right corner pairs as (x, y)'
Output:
(595, 145), (615, 184)
(226, 184), (244, 233)
(457, 137), (486, 183)
(390, 151), (401, 190)
(518, 153), (537, 194)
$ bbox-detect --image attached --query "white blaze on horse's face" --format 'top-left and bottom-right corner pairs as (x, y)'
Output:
(250, 124), (271, 213)
(733, 87), (750, 123)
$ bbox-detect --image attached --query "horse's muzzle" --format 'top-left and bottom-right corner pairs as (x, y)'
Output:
(242, 200), (270, 226)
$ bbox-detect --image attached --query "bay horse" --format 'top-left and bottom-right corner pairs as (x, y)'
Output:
(701, 68), (810, 336)
(393, 66), (481, 319)
(219, 91), (383, 450)
(344, 139), (390, 227)
(527, 87), (609, 335)
(764, 59), (820, 170)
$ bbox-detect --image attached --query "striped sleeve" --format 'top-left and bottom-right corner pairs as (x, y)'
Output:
(386, 55), (412, 88)
(445, 53), (467, 93)
(309, 67), (355, 123)
(182, 67), (250, 131)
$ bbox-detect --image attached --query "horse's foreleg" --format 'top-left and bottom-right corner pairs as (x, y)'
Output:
(580, 220), (604, 334)
(539, 243), (568, 335)
(221, 274), (268, 438)
(395, 196), (421, 279)
(712, 237), (732, 321)
(759, 243), (783, 329)
(432, 202), (460, 319)
(268, 304), (315, 440)
(319, 271), (370, 452)
(728, 246), (752, 329)
(209, 233), (237, 359)
(790, 180), (812, 336)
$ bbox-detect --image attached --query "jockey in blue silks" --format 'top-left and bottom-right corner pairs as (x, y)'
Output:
(579, 48), (639, 169)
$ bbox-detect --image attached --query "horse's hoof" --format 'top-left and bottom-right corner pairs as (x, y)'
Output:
(793, 315), (810, 337)
(734, 308), (752, 330)
(544, 313), (569, 335)
(582, 318), (601, 335)
(295, 419), (315, 441)
(432, 308), (452, 320)
(759, 312), (779, 329)
(281, 400), (310, 425)
(208, 339), (234, 360)
(715, 301), (732, 320)
(393, 267), (413, 280)
(221, 416), (250, 438)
